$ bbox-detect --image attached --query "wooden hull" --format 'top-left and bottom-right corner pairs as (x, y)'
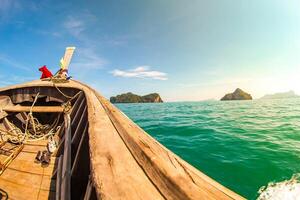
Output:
(0, 80), (245, 200)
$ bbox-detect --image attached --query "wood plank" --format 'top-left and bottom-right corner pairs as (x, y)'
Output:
(41, 175), (56, 191)
(0, 167), (43, 189)
(85, 90), (164, 200)
(71, 106), (87, 145)
(53, 135), (65, 157)
(71, 100), (86, 127)
(83, 178), (92, 200)
(8, 156), (56, 176)
(56, 156), (63, 200)
(70, 92), (84, 119)
(71, 123), (87, 175)
(0, 144), (55, 200)
(0, 79), (245, 200)
(93, 89), (246, 200)
(38, 190), (56, 200)
(61, 114), (71, 200)
(0, 143), (23, 175)
(10, 151), (56, 165)
(0, 178), (40, 200)
(2, 105), (64, 112)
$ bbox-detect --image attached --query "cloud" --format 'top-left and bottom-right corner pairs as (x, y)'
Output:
(63, 16), (85, 38)
(0, 1), (40, 24)
(0, 54), (29, 70)
(33, 29), (62, 37)
(62, 11), (132, 48)
(111, 66), (168, 80)
(62, 12), (107, 77)
(0, 74), (35, 86)
(63, 11), (96, 40)
(71, 48), (107, 70)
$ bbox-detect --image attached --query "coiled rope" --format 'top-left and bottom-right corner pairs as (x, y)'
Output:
(0, 93), (61, 144)
(0, 78), (82, 144)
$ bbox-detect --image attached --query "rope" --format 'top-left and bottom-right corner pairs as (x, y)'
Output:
(51, 78), (83, 106)
(53, 83), (74, 99)
(51, 81), (83, 113)
(0, 93), (62, 144)
(24, 92), (40, 139)
(0, 76), (82, 144)
(0, 120), (60, 144)
(0, 125), (24, 144)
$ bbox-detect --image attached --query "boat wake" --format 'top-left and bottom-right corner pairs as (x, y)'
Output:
(257, 174), (300, 200)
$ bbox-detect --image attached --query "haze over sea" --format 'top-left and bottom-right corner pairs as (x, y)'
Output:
(116, 98), (300, 199)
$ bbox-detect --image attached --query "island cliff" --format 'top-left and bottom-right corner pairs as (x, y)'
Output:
(221, 88), (252, 101)
(110, 92), (163, 103)
(261, 91), (299, 99)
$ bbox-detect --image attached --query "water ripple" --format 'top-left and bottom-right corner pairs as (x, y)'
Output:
(116, 98), (300, 199)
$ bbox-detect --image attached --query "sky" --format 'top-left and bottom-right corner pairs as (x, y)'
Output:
(0, 0), (300, 101)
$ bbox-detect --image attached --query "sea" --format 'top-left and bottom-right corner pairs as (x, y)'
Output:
(116, 98), (300, 199)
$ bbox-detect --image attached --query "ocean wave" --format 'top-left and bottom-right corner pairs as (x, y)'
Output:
(257, 174), (300, 200)
(116, 98), (300, 199)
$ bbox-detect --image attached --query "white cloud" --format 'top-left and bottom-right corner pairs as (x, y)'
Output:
(63, 11), (96, 40)
(111, 66), (168, 80)
(62, 13), (107, 75)
(71, 48), (106, 70)
(63, 16), (85, 38)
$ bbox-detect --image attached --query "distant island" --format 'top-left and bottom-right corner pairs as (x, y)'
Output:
(110, 92), (163, 103)
(261, 90), (299, 99)
(221, 88), (252, 101)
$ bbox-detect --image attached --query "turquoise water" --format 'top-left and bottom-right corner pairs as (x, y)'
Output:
(116, 98), (300, 199)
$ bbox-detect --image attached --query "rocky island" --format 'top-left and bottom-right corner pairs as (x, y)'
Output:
(261, 90), (299, 99)
(221, 88), (252, 101)
(110, 92), (163, 103)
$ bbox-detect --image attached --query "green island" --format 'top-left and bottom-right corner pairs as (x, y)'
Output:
(110, 92), (163, 103)
(221, 88), (252, 101)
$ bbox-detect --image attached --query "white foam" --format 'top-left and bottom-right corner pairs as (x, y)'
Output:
(257, 174), (300, 200)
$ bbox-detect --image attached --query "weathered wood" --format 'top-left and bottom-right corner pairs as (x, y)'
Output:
(0, 143), (24, 175)
(0, 142), (56, 200)
(71, 123), (87, 176)
(70, 92), (84, 119)
(0, 79), (245, 200)
(84, 90), (164, 199)
(58, 123), (65, 138)
(71, 99), (85, 127)
(53, 135), (65, 157)
(2, 105), (64, 112)
(56, 155), (63, 200)
(52, 168), (57, 179)
(93, 88), (245, 200)
(16, 112), (28, 124)
(61, 47), (76, 72)
(83, 178), (92, 200)
(71, 106), (87, 145)
(61, 114), (71, 200)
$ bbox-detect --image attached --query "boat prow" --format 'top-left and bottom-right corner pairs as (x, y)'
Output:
(0, 79), (245, 200)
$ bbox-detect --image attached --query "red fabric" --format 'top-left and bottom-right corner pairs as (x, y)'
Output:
(39, 65), (53, 79)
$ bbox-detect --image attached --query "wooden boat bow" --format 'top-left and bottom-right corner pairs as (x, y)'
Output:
(0, 79), (245, 200)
